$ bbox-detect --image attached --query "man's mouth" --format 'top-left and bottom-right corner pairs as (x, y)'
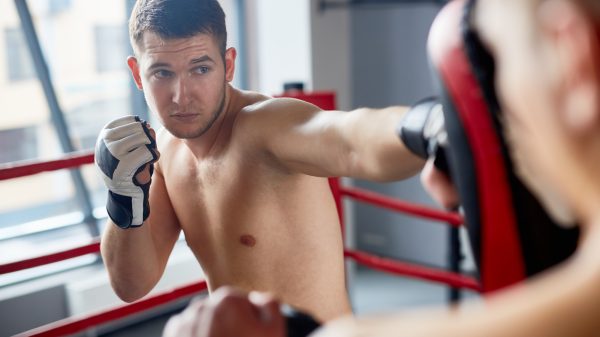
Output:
(171, 112), (200, 121)
(171, 111), (199, 116)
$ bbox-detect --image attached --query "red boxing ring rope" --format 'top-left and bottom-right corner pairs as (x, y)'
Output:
(344, 249), (479, 291)
(338, 186), (463, 226)
(14, 280), (208, 337)
(0, 151), (475, 336)
(0, 239), (100, 275)
(0, 150), (94, 181)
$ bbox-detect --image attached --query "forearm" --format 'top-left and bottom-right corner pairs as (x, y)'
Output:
(344, 106), (425, 181)
(101, 220), (164, 302)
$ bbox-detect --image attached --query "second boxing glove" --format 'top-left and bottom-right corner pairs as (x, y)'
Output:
(397, 97), (449, 173)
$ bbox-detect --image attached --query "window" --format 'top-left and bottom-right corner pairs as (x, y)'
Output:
(4, 27), (36, 82)
(94, 25), (128, 73)
(0, 127), (38, 164)
(0, 1), (135, 281)
(48, 0), (72, 14)
(67, 96), (130, 149)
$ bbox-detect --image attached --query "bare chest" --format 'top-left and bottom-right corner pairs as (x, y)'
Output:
(163, 150), (284, 244)
(166, 155), (241, 223)
(159, 150), (345, 304)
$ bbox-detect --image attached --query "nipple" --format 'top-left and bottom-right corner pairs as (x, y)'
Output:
(240, 234), (257, 247)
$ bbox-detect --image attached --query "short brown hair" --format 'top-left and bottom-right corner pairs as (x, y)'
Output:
(129, 0), (227, 56)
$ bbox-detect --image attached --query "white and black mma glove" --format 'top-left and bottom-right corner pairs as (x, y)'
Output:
(95, 115), (158, 229)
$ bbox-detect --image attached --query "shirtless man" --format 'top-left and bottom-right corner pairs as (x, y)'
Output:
(94, 0), (423, 324)
(162, 0), (600, 335)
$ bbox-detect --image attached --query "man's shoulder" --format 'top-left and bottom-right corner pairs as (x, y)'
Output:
(229, 89), (324, 145)
(238, 94), (320, 121)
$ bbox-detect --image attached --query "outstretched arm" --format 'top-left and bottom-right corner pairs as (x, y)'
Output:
(252, 98), (425, 181)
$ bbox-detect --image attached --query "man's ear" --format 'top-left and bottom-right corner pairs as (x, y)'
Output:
(127, 56), (144, 90)
(224, 47), (237, 83)
(538, 0), (600, 134)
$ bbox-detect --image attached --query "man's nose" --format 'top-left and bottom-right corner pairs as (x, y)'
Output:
(172, 77), (190, 106)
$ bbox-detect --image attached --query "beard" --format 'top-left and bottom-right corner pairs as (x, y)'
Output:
(167, 85), (226, 139)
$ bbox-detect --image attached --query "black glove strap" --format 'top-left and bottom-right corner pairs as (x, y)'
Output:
(106, 181), (151, 229)
(141, 181), (151, 222)
(106, 191), (134, 229)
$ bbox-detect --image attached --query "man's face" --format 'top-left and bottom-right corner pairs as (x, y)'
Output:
(128, 32), (236, 139)
(473, 0), (578, 224)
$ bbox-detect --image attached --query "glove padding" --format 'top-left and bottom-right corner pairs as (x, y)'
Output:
(95, 115), (158, 229)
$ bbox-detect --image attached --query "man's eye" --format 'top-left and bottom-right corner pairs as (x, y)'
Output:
(153, 70), (173, 79)
(194, 66), (210, 74)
